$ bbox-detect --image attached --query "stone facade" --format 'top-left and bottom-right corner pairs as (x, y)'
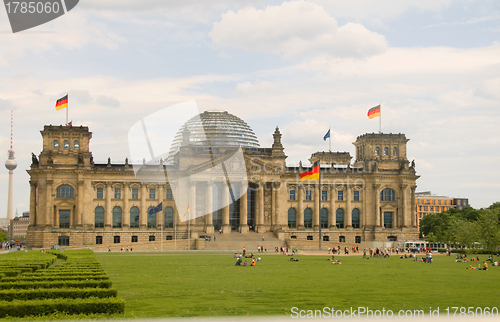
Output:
(27, 122), (420, 250)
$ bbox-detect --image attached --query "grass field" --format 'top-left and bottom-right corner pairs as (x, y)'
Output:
(96, 251), (500, 318)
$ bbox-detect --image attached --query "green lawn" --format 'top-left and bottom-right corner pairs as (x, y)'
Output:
(96, 252), (500, 318)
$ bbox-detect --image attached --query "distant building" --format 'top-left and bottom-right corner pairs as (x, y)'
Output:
(10, 211), (29, 241)
(415, 191), (469, 226)
(452, 198), (469, 210)
(0, 218), (8, 229)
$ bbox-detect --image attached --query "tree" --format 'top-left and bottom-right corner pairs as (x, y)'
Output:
(0, 231), (8, 242)
(476, 209), (500, 254)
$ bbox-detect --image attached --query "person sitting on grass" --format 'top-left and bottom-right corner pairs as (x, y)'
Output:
(289, 257), (299, 262)
(243, 261), (248, 266)
(235, 258), (242, 266)
(331, 260), (341, 265)
(483, 262), (488, 270)
(257, 256), (261, 261)
(251, 258), (256, 266)
(329, 255), (335, 261)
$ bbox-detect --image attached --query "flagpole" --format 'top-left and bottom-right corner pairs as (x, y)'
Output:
(174, 215), (177, 251)
(329, 127), (331, 152)
(318, 161), (322, 251)
(161, 217), (163, 252)
(66, 102), (68, 126)
(188, 212), (190, 251)
(379, 103), (381, 134)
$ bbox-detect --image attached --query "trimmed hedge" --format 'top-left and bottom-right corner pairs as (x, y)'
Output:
(0, 280), (112, 290)
(2, 275), (109, 282)
(0, 288), (117, 301)
(0, 297), (125, 317)
(21, 271), (106, 277)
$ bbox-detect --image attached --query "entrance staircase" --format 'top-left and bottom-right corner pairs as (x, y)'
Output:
(203, 231), (287, 252)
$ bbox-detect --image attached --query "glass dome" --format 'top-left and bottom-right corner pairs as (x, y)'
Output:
(168, 110), (259, 159)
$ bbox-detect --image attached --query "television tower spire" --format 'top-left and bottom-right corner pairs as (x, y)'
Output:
(5, 110), (17, 221)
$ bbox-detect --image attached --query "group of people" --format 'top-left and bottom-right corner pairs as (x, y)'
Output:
(276, 246), (298, 254)
(328, 246), (359, 255)
(468, 262), (488, 270)
(108, 246), (132, 252)
(235, 254), (261, 266)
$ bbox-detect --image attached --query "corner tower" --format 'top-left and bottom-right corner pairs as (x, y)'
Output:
(353, 133), (410, 170)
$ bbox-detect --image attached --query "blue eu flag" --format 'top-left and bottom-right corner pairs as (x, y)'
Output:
(148, 202), (163, 216)
(323, 129), (330, 141)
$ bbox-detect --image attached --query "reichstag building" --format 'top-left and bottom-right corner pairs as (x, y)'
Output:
(27, 111), (419, 249)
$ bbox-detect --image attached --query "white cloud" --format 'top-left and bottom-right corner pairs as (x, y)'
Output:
(0, 11), (126, 66)
(209, 1), (387, 59)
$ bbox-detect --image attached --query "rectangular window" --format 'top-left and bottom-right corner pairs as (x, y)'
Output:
(322, 190), (327, 201)
(339, 236), (345, 243)
(307, 236), (313, 240)
(131, 236), (138, 243)
(96, 236), (103, 245)
(149, 235), (155, 242)
(305, 190), (312, 201)
(59, 210), (70, 228)
(353, 191), (359, 201)
(384, 212), (393, 228)
(96, 188), (103, 199)
(132, 188), (138, 199)
(114, 188), (121, 199)
(289, 190), (296, 201)
(338, 191), (344, 201)
(149, 188), (156, 199)
(355, 236), (361, 244)
(166, 189), (173, 200)
(323, 236), (329, 242)
(166, 236), (173, 240)
(113, 236), (120, 244)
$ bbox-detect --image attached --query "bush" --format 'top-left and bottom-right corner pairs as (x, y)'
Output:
(0, 297), (125, 317)
(2, 275), (109, 283)
(0, 288), (117, 301)
(0, 280), (112, 290)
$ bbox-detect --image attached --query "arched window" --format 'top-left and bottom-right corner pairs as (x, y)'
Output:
(112, 207), (122, 228)
(384, 147), (388, 155)
(73, 140), (80, 149)
(320, 208), (328, 228)
(164, 207), (174, 228)
(352, 208), (360, 228)
(336, 208), (344, 228)
(304, 208), (312, 228)
(130, 207), (139, 228)
(288, 208), (296, 228)
(94, 206), (104, 228)
(380, 188), (396, 201)
(56, 185), (74, 198)
(53, 139), (59, 149)
(147, 207), (156, 228)
(393, 147), (397, 156)
(63, 140), (69, 149)
(375, 147), (380, 156)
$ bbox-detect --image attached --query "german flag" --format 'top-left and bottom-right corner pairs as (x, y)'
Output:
(367, 104), (380, 119)
(55, 95), (68, 111)
(300, 161), (320, 181)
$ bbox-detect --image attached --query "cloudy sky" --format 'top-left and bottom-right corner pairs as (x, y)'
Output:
(1, 0), (499, 217)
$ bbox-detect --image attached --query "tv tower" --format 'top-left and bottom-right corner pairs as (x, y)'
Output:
(5, 110), (17, 221)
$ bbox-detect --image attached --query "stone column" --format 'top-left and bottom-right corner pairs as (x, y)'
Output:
(123, 183), (130, 228)
(297, 184), (304, 229)
(189, 183), (197, 227)
(257, 181), (266, 233)
(105, 182), (112, 229)
(222, 182), (231, 233)
(82, 177), (92, 230)
(46, 179), (53, 227)
(157, 184), (163, 229)
(400, 184), (407, 228)
(76, 179), (83, 228)
(239, 182), (248, 233)
(411, 186), (417, 227)
(374, 184), (380, 227)
(345, 186), (352, 228)
(273, 182), (281, 230)
(205, 182), (214, 233)
(29, 181), (36, 226)
(140, 184), (147, 229)
(313, 185), (319, 230)
(329, 185), (335, 228)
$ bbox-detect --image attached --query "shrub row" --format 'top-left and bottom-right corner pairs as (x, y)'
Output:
(2, 275), (109, 283)
(0, 288), (117, 301)
(0, 279), (112, 290)
(0, 297), (125, 317)
(21, 271), (106, 277)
